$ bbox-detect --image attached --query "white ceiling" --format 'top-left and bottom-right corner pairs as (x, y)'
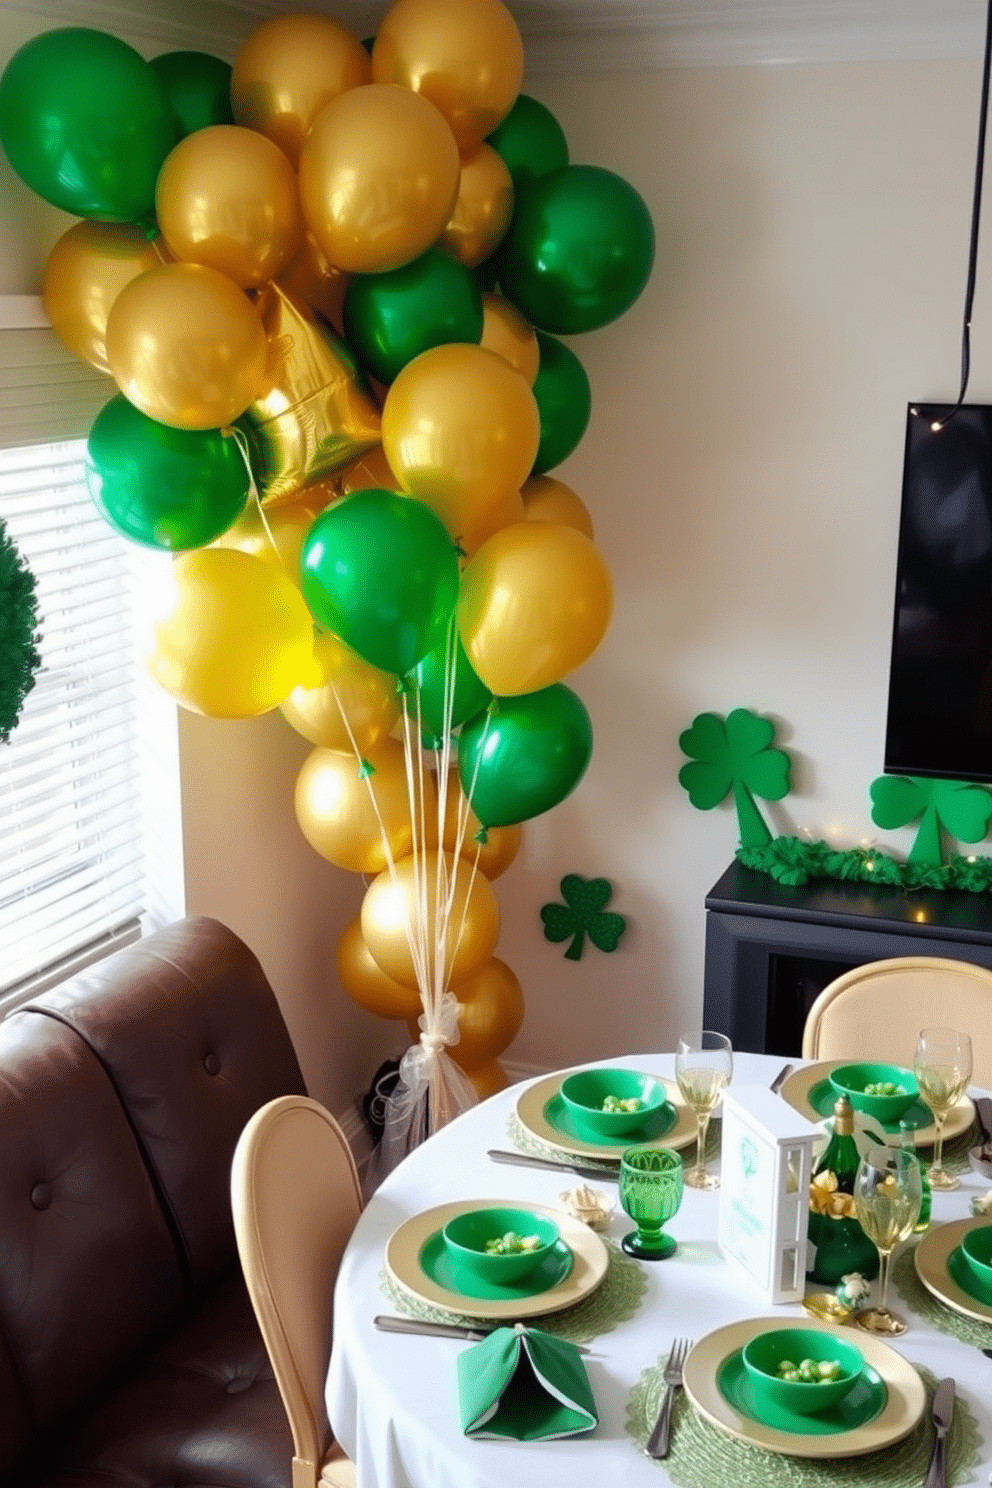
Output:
(11, 0), (988, 72)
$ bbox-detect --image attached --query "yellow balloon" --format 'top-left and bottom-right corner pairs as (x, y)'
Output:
(335, 445), (402, 496)
(381, 344), (539, 541)
(465, 1059), (510, 1098)
(231, 12), (372, 168)
(441, 780), (522, 879)
(361, 850), (499, 990)
(479, 293), (539, 385)
(458, 485), (526, 559)
(295, 738), (432, 874)
(277, 231), (350, 334)
(521, 474), (595, 538)
(299, 83), (461, 274)
(218, 485), (339, 579)
(337, 916), (423, 1020)
(459, 521), (614, 696)
(373, 0), (523, 151)
(440, 145), (514, 268)
(147, 548), (319, 717)
(42, 221), (164, 375)
(106, 263), (268, 430)
(409, 956), (523, 1069)
(155, 125), (302, 290)
(281, 630), (401, 752)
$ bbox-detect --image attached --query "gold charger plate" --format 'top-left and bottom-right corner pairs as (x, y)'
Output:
(780, 1062), (974, 1147)
(384, 1199), (609, 1321)
(914, 1216), (992, 1324)
(683, 1316), (926, 1459)
(516, 1071), (696, 1159)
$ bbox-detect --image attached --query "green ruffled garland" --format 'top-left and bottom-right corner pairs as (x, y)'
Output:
(0, 518), (41, 745)
(737, 836), (992, 893)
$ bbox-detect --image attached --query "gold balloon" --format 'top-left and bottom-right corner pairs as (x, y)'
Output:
(337, 916), (423, 1020)
(459, 521), (614, 696)
(440, 144), (513, 268)
(42, 221), (163, 375)
(217, 484), (338, 579)
(361, 850), (499, 990)
(372, 0), (524, 151)
(334, 444), (402, 496)
(409, 956), (523, 1069)
(441, 782), (522, 879)
(381, 344), (539, 541)
(295, 737), (433, 874)
(105, 262), (268, 430)
(146, 548), (319, 717)
(277, 231), (350, 334)
(298, 83), (461, 274)
(479, 293), (539, 385)
(155, 125), (302, 291)
(465, 1059), (510, 1098)
(231, 12), (372, 168)
(281, 630), (401, 752)
(521, 474), (595, 538)
(240, 282), (381, 507)
(458, 485), (526, 559)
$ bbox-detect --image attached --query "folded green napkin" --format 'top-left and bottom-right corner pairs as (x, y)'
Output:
(457, 1323), (598, 1441)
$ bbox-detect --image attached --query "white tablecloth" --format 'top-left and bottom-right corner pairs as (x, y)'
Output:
(327, 1051), (992, 1488)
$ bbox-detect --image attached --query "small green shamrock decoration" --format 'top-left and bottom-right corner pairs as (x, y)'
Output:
(0, 518), (41, 746)
(541, 875), (626, 960)
(678, 708), (791, 849)
(869, 774), (992, 866)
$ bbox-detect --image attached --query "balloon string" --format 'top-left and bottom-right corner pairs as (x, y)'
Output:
(225, 424), (288, 576)
(399, 693), (433, 1002)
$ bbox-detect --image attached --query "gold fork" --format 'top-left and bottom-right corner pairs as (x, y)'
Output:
(645, 1337), (690, 1459)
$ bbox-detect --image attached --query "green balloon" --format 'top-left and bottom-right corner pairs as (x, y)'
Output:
(486, 94), (569, 190)
(458, 684), (593, 827)
(150, 51), (234, 138)
(531, 332), (591, 474)
(343, 250), (484, 385)
(85, 396), (249, 551)
(410, 629), (492, 739)
(300, 490), (460, 675)
(0, 28), (176, 226)
(498, 165), (655, 335)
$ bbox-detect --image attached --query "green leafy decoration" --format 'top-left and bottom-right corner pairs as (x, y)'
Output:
(869, 775), (992, 867)
(0, 518), (41, 745)
(541, 875), (626, 961)
(678, 708), (791, 849)
(737, 837), (992, 893)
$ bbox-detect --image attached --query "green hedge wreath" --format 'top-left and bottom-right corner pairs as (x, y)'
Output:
(0, 517), (42, 745)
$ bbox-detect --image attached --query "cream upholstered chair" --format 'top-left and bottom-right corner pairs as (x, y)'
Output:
(231, 1095), (362, 1488)
(801, 955), (992, 1088)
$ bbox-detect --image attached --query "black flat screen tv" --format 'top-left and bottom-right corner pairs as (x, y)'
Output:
(884, 402), (992, 782)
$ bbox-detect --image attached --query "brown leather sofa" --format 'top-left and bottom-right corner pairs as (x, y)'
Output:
(0, 916), (309, 1487)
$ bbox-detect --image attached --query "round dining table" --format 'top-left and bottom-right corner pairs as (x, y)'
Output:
(326, 1050), (992, 1488)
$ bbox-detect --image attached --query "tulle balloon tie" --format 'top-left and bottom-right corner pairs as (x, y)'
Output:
(419, 1030), (449, 1055)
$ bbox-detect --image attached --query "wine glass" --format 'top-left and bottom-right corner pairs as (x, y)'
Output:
(851, 1143), (923, 1335)
(914, 1027), (973, 1191)
(675, 1031), (733, 1189)
(618, 1146), (684, 1259)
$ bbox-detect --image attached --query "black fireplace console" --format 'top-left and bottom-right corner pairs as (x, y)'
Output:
(702, 861), (992, 1057)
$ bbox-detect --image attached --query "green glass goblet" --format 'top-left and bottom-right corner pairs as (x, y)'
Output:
(619, 1146), (684, 1259)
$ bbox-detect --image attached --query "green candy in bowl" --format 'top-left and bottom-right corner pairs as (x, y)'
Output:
(559, 1068), (666, 1137)
(960, 1224), (992, 1295)
(741, 1328), (865, 1417)
(441, 1207), (560, 1284)
(827, 1062), (919, 1124)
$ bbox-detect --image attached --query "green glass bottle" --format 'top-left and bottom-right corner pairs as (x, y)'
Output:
(898, 1119), (931, 1232)
(806, 1095), (880, 1285)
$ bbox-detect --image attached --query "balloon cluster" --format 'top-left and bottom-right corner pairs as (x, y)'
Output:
(0, 2), (653, 1116)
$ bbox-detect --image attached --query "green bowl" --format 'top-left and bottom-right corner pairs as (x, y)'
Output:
(960, 1224), (992, 1293)
(441, 1207), (560, 1284)
(741, 1329), (864, 1417)
(827, 1062), (919, 1124)
(559, 1068), (666, 1137)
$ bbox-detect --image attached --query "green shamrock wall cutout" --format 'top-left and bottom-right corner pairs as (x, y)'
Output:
(678, 708), (791, 849)
(868, 774), (992, 867)
(0, 518), (41, 746)
(541, 875), (626, 960)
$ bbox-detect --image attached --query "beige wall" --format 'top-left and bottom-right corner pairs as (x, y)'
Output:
(4, 6), (990, 1112)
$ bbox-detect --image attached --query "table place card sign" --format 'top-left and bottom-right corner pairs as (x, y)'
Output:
(717, 1086), (820, 1304)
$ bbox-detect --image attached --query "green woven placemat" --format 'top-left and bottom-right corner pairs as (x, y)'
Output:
(379, 1235), (648, 1346)
(890, 1242), (992, 1347)
(627, 1356), (983, 1487)
(506, 1111), (722, 1170)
